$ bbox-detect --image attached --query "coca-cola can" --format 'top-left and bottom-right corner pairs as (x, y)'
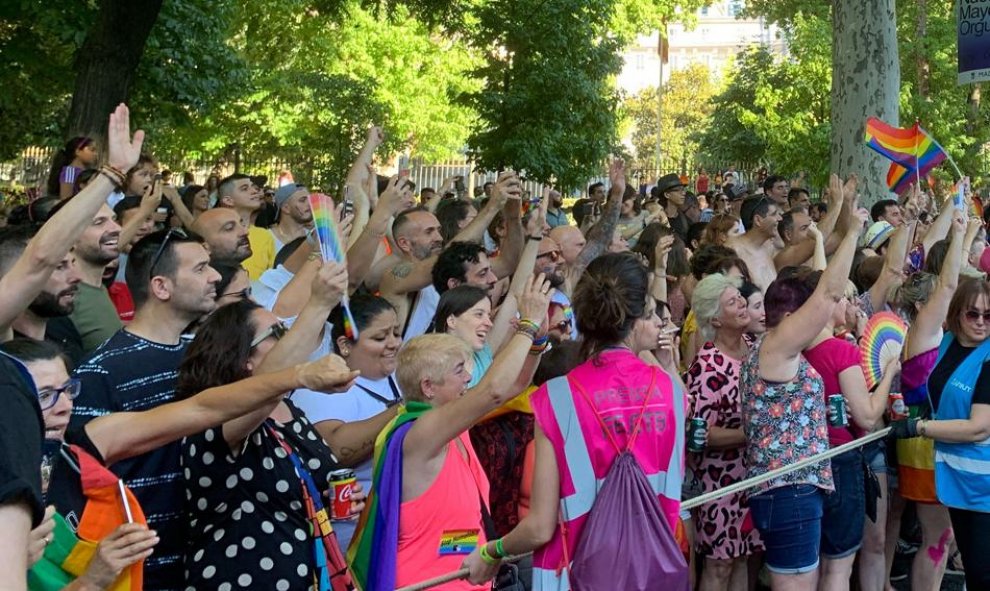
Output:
(329, 469), (356, 520)
(888, 393), (908, 420)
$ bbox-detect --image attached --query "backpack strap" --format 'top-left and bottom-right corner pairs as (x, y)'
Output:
(568, 367), (657, 453)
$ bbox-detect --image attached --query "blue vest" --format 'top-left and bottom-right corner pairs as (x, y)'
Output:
(932, 333), (990, 511)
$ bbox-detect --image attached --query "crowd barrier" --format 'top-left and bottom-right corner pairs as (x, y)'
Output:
(394, 426), (893, 591)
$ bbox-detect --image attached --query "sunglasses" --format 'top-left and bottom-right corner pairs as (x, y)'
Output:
(250, 321), (289, 348)
(537, 250), (562, 262)
(38, 379), (81, 411)
(964, 309), (990, 323)
(149, 227), (188, 279)
(220, 286), (252, 300)
(552, 319), (572, 332)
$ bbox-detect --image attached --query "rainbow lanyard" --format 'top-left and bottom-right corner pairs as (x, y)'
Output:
(266, 423), (354, 591)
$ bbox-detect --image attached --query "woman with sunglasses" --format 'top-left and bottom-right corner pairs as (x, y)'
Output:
(176, 299), (369, 591)
(890, 214), (990, 590)
(0, 334), (357, 590)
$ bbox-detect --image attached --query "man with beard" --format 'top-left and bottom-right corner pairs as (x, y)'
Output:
(191, 208), (252, 266)
(269, 183), (313, 252)
(64, 202), (124, 353)
(380, 171), (525, 340)
(0, 225), (85, 363)
(431, 241), (499, 296)
(218, 173), (276, 280)
(546, 189), (568, 228)
(61, 229), (221, 591)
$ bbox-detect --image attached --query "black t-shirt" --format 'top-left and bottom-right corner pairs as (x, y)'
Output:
(13, 317), (84, 368)
(927, 339), (990, 412)
(668, 212), (690, 242)
(0, 353), (44, 526)
(45, 426), (106, 533)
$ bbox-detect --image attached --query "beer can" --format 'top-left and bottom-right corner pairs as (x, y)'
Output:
(827, 394), (848, 427)
(687, 417), (708, 452)
(888, 392), (908, 420)
(329, 469), (356, 520)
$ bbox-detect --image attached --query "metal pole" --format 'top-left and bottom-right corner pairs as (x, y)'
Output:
(655, 29), (664, 177)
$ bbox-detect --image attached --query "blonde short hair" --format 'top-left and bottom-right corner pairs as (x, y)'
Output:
(397, 334), (472, 403)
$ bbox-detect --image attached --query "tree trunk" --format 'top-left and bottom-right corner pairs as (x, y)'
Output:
(830, 0), (900, 204)
(916, 0), (930, 99)
(65, 0), (164, 148)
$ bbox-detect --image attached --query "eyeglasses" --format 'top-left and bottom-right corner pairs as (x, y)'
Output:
(220, 287), (252, 300)
(964, 309), (990, 323)
(148, 227), (188, 279)
(37, 379), (81, 411)
(250, 321), (288, 348)
(537, 250), (562, 262)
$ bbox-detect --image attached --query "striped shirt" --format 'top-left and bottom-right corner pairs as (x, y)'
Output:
(69, 330), (190, 591)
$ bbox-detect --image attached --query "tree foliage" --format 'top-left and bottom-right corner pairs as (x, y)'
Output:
(623, 62), (718, 172)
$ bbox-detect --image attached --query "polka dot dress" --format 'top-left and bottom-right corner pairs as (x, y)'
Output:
(181, 400), (340, 590)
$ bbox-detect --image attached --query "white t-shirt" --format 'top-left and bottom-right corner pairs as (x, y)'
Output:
(251, 265), (294, 311)
(402, 285), (440, 342)
(290, 374), (402, 550)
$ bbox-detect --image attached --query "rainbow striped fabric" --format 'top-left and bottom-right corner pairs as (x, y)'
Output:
(865, 117), (947, 194)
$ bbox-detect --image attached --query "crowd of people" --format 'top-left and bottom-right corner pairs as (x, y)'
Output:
(1, 103), (989, 591)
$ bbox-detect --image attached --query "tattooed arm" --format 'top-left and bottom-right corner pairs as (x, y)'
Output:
(311, 408), (399, 467)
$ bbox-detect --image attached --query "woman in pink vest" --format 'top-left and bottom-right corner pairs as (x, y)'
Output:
(464, 252), (686, 590)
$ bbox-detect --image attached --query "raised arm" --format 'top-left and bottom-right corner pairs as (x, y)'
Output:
(225, 262), (348, 448)
(451, 171), (518, 244)
(488, 195), (546, 352)
(84, 354), (359, 466)
(403, 274), (552, 462)
(921, 189), (955, 254)
(572, 159), (625, 277)
(0, 104), (143, 338)
(906, 212), (967, 358)
(117, 181), (161, 249)
(347, 176), (414, 291)
(865, 220), (914, 315)
(490, 197), (524, 279)
(762, 199), (865, 381)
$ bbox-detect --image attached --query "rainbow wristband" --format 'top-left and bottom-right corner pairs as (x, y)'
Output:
(479, 543), (499, 565)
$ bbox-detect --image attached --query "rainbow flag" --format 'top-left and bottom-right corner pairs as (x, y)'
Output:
(29, 446), (147, 591)
(865, 117), (948, 173)
(347, 401), (431, 591)
(308, 192), (359, 339)
(886, 162), (916, 195)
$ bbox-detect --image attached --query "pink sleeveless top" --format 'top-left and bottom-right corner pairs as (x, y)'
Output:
(529, 349), (686, 590)
(395, 431), (490, 590)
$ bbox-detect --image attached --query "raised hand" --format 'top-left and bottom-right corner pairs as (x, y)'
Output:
(654, 234), (675, 271)
(379, 175), (416, 216)
(366, 126), (385, 149)
(296, 354), (361, 392)
(517, 272), (554, 326)
(608, 158), (626, 198)
(107, 103), (145, 173)
(492, 170), (523, 205)
(310, 261), (348, 309)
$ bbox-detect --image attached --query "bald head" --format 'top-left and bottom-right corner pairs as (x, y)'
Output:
(549, 226), (585, 266)
(192, 208), (251, 264)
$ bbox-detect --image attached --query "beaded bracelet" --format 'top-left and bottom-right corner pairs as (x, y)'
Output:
(479, 543), (499, 565)
(98, 165), (126, 190)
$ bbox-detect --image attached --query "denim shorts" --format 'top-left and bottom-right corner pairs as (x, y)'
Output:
(863, 440), (887, 475)
(748, 484), (824, 574)
(821, 449), (865, 558)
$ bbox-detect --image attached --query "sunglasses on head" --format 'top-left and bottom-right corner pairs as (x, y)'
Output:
(965, 309), (990, 322)
(250, 321), (289, 348)
(149, 227), (188, 279)
(38, 379), (81, 411)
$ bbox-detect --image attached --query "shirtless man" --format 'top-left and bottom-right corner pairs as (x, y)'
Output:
(728, 196), (784, 292)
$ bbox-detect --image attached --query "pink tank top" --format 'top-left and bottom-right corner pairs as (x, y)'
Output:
(395, 431), (490, 590)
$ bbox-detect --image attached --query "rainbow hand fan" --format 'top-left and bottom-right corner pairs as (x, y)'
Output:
(859, 311), (907, 389)
(308, 192), (358, 340)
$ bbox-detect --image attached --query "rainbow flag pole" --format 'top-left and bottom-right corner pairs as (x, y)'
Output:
(308, 192), (359, 340)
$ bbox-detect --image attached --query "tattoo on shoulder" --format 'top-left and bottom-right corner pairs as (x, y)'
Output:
(391, 262), (412, 279)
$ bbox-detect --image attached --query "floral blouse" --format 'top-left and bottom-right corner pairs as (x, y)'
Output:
(740, 337), (834, 495)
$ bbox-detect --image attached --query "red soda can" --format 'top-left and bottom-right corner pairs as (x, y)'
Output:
(888, 393), (908, 420)
(329, 469), (356, 520)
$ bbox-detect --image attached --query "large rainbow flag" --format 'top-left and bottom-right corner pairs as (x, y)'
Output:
(865, 117), (948, 194)
(347, 401), (431, 591)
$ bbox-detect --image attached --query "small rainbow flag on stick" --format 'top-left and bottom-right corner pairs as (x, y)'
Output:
(309, 192), (358, 339)
(864, 117), (960, 195)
